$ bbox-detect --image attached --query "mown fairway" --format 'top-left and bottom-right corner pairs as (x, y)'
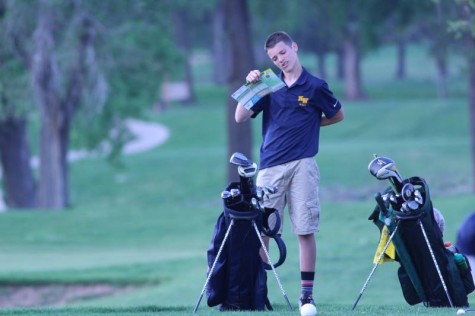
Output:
(0, 46), (474, 315)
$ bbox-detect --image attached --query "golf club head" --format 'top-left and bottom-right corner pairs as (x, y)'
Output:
(256, 186), (264, 200)
(263, 185), (278, 195)
(414, 189), (423, 205)
(401, 183), (415, 202)
(221, 190), (232, 199)
(238, 162), (257, 178)
(368, 156), (403, 184)
(229, 152), (253, 167)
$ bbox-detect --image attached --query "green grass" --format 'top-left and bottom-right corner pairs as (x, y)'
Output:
(0, 44), (474, 315)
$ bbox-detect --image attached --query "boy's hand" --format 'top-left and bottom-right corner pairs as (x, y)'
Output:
(246, 70), (261, 83)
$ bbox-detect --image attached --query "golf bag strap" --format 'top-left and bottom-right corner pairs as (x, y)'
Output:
(262, 207), (281, 237)
(225, 207), (260, 220)
(396, 212), (425, 221)
(263, 234), (287, 270)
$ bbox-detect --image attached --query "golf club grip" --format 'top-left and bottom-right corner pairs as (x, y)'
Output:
(375, 192), (388, 216)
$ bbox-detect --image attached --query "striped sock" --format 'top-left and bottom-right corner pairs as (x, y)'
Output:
(301, 271), (315, 298)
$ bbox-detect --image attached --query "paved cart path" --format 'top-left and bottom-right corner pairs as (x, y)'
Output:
(0, 119), (170, 211)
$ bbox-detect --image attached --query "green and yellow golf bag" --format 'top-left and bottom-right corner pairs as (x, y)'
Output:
(369, 176), (475, 307)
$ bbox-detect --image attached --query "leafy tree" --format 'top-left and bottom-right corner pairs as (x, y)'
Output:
(0, 0), (181, 210)
(448, 0), (475, 191)
(224, 0), (254, 182)
(0, 0), (38, 209)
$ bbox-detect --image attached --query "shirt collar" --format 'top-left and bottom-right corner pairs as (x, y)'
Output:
(279, 67), (309, 88)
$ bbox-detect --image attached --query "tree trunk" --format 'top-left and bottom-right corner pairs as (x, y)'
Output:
(31, 2), (94, 209)
(224, 0), (254, 183)
(173, 9), (195, 104)
(336, 48), (344, 80)
(212, 0), (229, 85)
(37, 115), (68, 209)
(316, 52), (327, 79)
(435, 55), (448, 100)
(343, 36), (365, 100)
(0, 117), (37, 209)
(395, 39), (406, 80)
(468, 39), (475, 192)
(31, 3), (65, 209)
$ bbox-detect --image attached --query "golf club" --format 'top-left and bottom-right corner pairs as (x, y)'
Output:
(251, 197), (260, 211)
(368, 156), (403, 193)
(230, 188), (240, 198)
(238, 162), (257, 178)
(229, 152), (252, 167)
(221, 190), (232, 199)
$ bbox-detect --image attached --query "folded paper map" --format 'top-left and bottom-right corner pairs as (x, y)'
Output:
(231, 68), (285, 110)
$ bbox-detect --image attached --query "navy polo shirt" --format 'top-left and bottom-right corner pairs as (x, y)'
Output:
(251, 67), (341, 169)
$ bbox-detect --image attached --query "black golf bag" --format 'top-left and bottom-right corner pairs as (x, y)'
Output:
(369, 176), (475, 307)
(204, 154), (287, 311)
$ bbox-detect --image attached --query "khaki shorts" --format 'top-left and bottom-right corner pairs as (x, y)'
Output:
(256, 157), (320, 235)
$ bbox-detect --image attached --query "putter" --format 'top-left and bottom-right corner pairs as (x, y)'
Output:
(352, 221), (400, 310)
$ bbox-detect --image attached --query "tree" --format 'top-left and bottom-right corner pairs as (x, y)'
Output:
(224, 0), (254, 182)
(0, 0), (37, 209)
(31, 0), (99, 208)
(171, 7), (195, 104)
(0, 78), (37, 209)
(449, 0), (475, 191)
(378, 0), (424, 80)
(212, 0), (228, 85)
(0, 0), (182, 210)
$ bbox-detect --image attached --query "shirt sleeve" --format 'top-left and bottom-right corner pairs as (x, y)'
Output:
(250, 94), (269, 118)
(315, 81), (341, 118)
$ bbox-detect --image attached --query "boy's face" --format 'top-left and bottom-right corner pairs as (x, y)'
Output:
(266, 41), (299, 73)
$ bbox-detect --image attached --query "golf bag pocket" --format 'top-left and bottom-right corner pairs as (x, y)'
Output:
(456, 254), (475, 294)
(398, 266), (422, 305)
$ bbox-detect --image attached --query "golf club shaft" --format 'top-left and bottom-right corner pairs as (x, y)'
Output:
(352, 222), (399, 311)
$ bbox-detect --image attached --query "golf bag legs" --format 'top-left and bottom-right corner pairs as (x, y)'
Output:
(418, 219), (454, 307)
(193, 219), (235, 313)
(352, 222), (400, 310)
(193, 218), (291, 313)
(251, 220), (292, 311)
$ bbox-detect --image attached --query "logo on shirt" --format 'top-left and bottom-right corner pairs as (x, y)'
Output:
(298, 96), (309, 107)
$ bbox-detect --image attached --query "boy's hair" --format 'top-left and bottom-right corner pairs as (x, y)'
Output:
(264, 31), (293, 51)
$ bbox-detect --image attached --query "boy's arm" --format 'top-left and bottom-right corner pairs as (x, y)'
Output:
(321, 108), (344, 126)
(235, 102), (254, 123)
